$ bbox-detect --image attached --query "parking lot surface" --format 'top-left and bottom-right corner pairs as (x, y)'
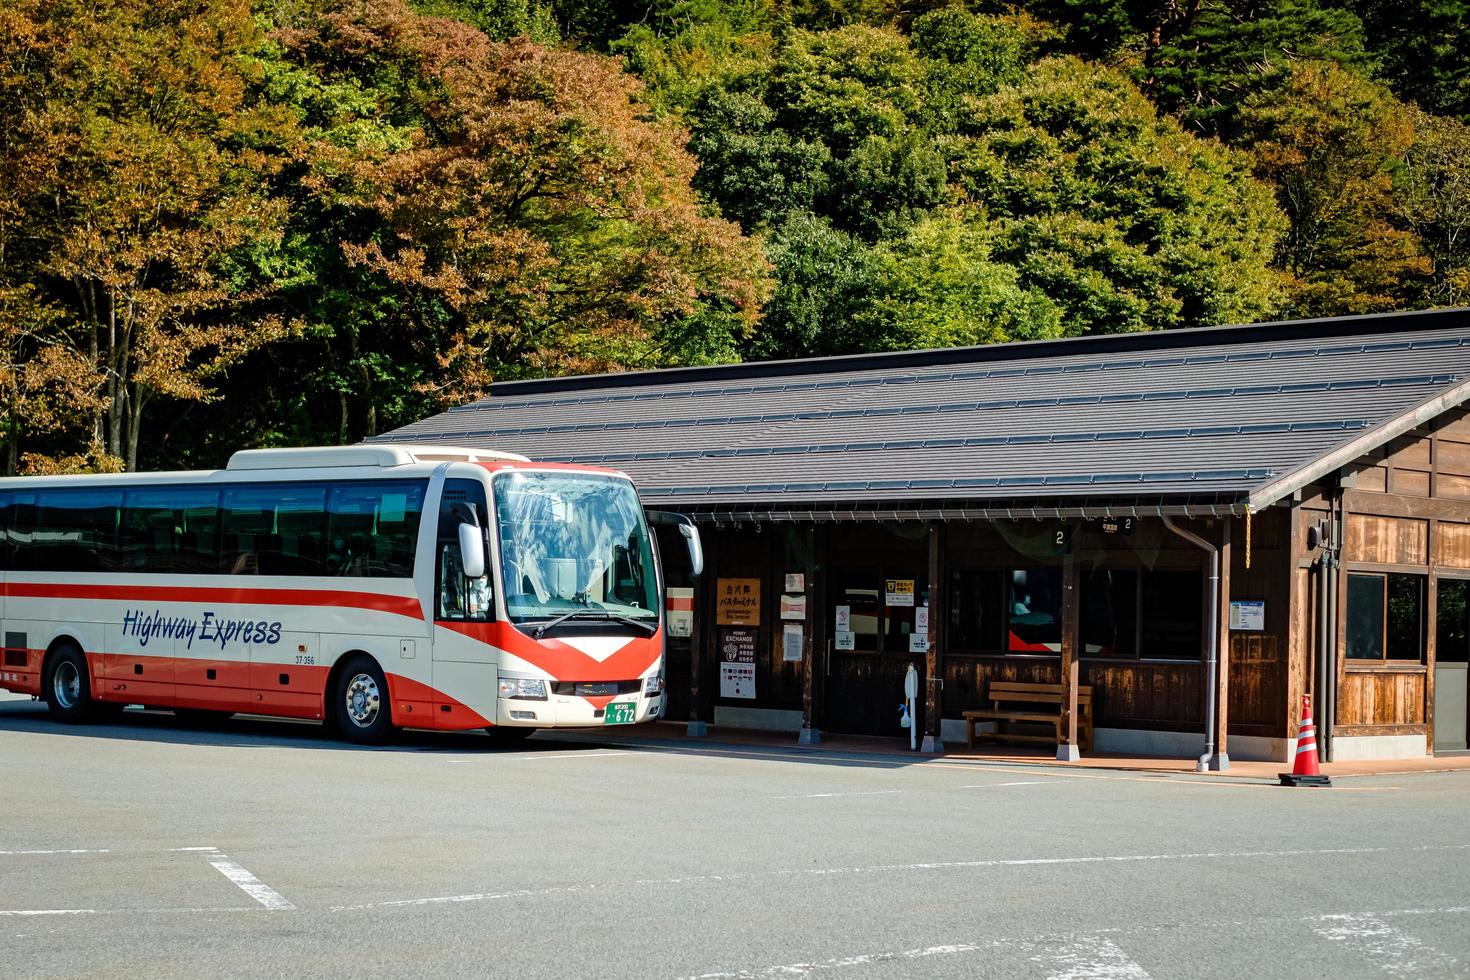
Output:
(2, 693), (1468, 979)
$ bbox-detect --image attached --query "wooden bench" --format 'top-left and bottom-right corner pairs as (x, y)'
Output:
(963, 681), (1093, 751)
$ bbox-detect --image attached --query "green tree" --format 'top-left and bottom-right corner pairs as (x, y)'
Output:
(1397, 111), (1470, 306)
(1240, 60), (1429, 315)
(953, 57), (1287, 333)
(1351, 0), (1469, 122)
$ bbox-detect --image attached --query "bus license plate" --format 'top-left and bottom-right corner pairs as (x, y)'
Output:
(604, 702), (637, 725)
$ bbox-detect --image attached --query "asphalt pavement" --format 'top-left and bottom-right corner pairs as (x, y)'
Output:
(2, 691), (1468, 979)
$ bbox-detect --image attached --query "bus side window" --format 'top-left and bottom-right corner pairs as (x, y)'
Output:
(436, 479), (491, 622)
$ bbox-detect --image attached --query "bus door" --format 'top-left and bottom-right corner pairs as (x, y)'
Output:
(429, 478), (495, 726)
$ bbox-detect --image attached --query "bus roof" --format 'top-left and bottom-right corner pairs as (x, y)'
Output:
(0, 445), (633, 489)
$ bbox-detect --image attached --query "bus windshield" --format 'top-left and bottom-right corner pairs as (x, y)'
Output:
(492, 471), (658, 627)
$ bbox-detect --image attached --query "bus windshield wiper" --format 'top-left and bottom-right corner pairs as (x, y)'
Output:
(531, 609), (657, 638)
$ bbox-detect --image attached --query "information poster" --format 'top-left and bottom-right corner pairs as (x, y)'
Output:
(666, 587), (694, 637)
(785, 573), (805, 592)
(885, 579), (915, 607)
(909, 633), (928, 653)
(779, 594), (807, 620)
(719, 627), (757, 699)
(782, 624), (804, 662)
(1229, 600), (1266, 631)
(716, 578), (761, 625)
(834, 631), (855, 651)
(834, 605), (850, 631)
(915, 605), (929, 633)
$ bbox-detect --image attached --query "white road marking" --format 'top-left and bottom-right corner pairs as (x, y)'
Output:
(331, 842), (1470, 912)
(959, 781), (1048, 789)
(775, 790), (904, 799)
(682, 907), (1470, 979)
(684, 942), (987, 977)
(0, 848), (112, 856)
(202, 849), (295, 911)
(513, 750), (636, 761)
(0, 846), (216, 857)
(1312, 914), (1462, 978)
(1026, 937), (1153, 980)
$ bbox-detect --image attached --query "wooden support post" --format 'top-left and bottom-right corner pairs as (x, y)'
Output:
(1427, 517), (1438, 754)
(798, 524), (821, 745)
(688, 529), (717, 737)
(1213, 518), (1232, 770)
(921, 523), (944, 754)
(1057, 550), (1080, 761)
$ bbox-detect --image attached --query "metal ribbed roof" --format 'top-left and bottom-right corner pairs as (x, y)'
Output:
(374, 308), (1470, 513)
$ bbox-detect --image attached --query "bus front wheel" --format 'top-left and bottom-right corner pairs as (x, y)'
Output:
(332, 656), (393, 745)
(43, 645), (96, 724)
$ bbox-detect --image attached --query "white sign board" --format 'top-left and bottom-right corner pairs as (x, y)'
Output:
(915, 605), (929, 633)
(785, 573), (805, 592)
(782, 624), (804, 662)
(834, 605), (850, 631)
(834, 630), (855, 651)
(908, 633), (928, 653)
(1229, 600), (1266, 632)
(719, 627), (757, 699)
(779, 594), (807, 621)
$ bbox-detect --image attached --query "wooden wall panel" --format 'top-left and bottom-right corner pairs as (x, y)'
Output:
(1392, 469), (1431, 496)
(1434, 522), (1470, 568)
(1436, 438), (1470, 475)
(1228, 634), (1286, 736)
(1345, 514), (1428, 565)
(1337, 670), (1426, 727)
(1439, 473), (1470, 500)
(941, 656), (1204, 730)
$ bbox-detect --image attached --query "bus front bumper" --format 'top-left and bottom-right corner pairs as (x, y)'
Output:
(493, 693), (663, 728)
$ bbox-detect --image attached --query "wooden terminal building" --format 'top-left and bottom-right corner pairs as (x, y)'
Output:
(379, 309), (1470, 765)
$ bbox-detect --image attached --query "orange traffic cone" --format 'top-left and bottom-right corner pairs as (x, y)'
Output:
(1280, 694), (1331, 787)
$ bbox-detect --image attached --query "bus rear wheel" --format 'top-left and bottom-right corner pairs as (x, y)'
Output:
(43, 646), (96, 724)
(332, 656), (393, 745)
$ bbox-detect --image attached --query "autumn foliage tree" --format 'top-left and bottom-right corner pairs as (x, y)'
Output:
(279, 0), (768, 417)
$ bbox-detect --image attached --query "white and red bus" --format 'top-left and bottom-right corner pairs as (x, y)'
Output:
(0, 444), (700, 744)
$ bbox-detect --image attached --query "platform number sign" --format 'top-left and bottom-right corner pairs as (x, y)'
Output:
(1052, 525), (1071, 556)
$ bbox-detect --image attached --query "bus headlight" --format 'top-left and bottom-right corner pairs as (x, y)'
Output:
(643, 675), (664, 697)
(498, 677), (547, 700)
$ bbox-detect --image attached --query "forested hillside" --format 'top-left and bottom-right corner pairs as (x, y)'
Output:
(0, 0), (1465, 471)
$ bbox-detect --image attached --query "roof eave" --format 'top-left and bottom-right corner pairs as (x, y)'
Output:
(1245, 375), (1470, 512)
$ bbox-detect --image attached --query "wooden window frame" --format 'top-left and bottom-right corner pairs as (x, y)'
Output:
(1346, 570), (1427, 667)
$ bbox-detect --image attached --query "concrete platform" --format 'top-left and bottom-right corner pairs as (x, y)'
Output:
(625, 720), (1470, 780)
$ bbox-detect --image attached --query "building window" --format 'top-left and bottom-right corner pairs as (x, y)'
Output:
(948, 570), (1004, 651)
(1140, 571), (1204, 660)
(1347, 572), (1425, 663)
(1081, 569), (1138, 657)
(1438, 579), (1470, 664)
(1008, 568), (1062, 653)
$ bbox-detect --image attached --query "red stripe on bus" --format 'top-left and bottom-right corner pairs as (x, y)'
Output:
(437, 621), (662, 683)
(1, 582), (423, 620)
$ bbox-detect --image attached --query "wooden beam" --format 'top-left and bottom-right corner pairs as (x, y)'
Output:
(922, 523), (944, 753)
(1343, 489), (1470, 521)
(799, 524), (820, 745)
(1057, 549), (1080, 761)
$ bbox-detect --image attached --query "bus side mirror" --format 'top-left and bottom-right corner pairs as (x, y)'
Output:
(679, 523), (704, 577)
(458, 522), (486, 579)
